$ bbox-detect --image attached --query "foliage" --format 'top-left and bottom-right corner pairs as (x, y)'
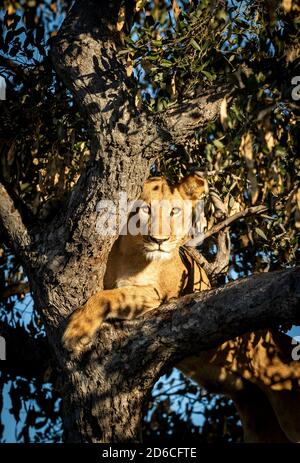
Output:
(125, 0), (300, 273)
(0, 0), (299, 442)
(0, 371), (62, 442)
(0, 0), (89, 220)
(143, 370), (243, 443)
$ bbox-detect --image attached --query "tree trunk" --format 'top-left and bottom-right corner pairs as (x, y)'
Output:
(61, 343), (146, 442)
(1, 0), (299, 443)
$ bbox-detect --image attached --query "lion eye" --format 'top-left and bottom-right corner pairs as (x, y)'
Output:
(141, 205), (151, 214)
(171, 207), (181, 216)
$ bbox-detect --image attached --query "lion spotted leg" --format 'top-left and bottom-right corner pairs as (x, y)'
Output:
(62, 286), (160, 355)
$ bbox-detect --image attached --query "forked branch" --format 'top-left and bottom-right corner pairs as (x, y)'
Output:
(184, 190), (267, 281)
(204, 204), (268, 240)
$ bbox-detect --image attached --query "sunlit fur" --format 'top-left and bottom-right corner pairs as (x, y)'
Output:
(138, 176), (206, 261)
(144, 249), (173, 261)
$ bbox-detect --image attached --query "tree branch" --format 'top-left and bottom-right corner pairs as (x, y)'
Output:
(158, 84), (230, 144)
(0, 182), (31, 256)
(1, 282), (30, 300)
(204, 205), (268, 240)
(183, 200), (266, 279)
(88, 267), (300, 390)
(0, 55), (30, 81)
(198, 188), (231, 280)
(193, 229), (230, 282)
(63, 267), (300, 442)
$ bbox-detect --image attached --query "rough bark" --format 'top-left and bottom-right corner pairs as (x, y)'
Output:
(1, 0), (299, 444)
(62, 266), (300, 442)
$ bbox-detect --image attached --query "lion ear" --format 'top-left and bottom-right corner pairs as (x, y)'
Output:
(178, 174), (209, 200)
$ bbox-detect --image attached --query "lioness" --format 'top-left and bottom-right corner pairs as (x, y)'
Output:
(63, 174), (300, 442)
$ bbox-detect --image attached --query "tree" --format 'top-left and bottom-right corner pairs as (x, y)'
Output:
(0, 0), (299, 443)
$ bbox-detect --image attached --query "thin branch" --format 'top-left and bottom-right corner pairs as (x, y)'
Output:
(0, 55), (30, 80)
(202, 190), (231, 280)
(208, 229), (231, 279)
(184, 204), (267, 278)
(181, 246), (210, 272)
(1, 282), (30, 300)
(209, 189), (228, 217)
(204, 205), (267, 239)
(0, 182), (31, 255)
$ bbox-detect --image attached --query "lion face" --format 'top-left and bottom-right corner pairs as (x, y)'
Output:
(133, 174), (208, 261)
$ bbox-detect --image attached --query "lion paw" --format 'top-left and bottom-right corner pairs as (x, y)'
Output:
(62, 306), (102, 356)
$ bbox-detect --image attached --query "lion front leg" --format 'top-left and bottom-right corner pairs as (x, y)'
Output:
(62, 286), (161, 355)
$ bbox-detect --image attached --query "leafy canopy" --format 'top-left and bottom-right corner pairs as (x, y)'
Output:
(0, 0), (299, 443)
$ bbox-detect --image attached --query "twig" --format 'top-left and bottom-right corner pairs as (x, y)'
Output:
(184, 203), (267, 280)
(204, 205), (267, 240)
(1, 282), (30, 300)
(0, 182), (31, 254)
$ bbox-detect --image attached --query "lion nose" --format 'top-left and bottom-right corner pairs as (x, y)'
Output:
(148, 236), (168, 245)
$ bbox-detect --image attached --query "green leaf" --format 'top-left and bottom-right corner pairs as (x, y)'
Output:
(201, 70), (215, 80)
(255, 227), (268, 240)
(190, 38), (201, 51)
(117, 49), (130, 57)
(213, 139), (224, 150)
(147, 54), (159, 61)
(160, 59), (173, 68)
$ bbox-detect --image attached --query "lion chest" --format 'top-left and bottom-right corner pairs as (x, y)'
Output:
(104, 251), (185, 301)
